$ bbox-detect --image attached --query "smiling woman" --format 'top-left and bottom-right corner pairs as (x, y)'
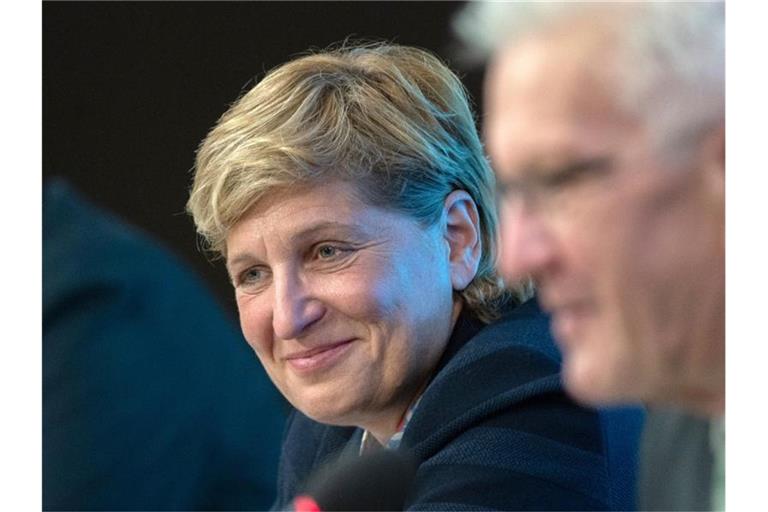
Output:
(226, 180), (458, 440)
(186, 43), (643, 510)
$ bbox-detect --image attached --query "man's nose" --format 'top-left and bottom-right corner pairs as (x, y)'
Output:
(272, 270), (325, 341)
(497, 200), (557, 283)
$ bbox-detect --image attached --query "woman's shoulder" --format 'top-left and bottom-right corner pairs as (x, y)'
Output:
(421, 297), (563, 406)
(399, 299), (617, 510)
(469, 297), (562, 363)
(273, 410), (360, 509)
(402, 298), (569, 452)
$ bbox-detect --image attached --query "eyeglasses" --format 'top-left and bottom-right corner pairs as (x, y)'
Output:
(495, 156), (614, 212)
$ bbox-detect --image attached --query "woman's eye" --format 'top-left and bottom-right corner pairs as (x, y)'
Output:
(241, 267), (266, 285)
(316, 245), (340, 259)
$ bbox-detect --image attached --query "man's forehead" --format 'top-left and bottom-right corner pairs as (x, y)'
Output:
(485, 37), (636, 177)
(488, 33), (620, 113)
(488, 122), (614, 181)
(486, 89), (621, 177)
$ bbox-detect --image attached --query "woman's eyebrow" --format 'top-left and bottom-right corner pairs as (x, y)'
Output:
(226, 221), (371, 272)
(226, 253), (255, 273)
(288, 220), (370, 244)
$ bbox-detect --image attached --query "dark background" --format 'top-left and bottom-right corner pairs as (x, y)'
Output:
(43, 1), (483, 320)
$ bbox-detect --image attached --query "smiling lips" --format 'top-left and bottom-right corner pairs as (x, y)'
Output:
(284, 339), (355, 372)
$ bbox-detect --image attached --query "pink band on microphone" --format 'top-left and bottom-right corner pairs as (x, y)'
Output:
(293, 495), (322, 512)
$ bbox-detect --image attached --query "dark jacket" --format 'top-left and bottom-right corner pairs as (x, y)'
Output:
(273, 299), (644, 511)
(43, 180), (286, 510)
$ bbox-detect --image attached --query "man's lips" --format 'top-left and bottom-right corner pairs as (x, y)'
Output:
(544, 301), (596, 344)
(538, 290), (595, 317)
(283, 339), (355, 372)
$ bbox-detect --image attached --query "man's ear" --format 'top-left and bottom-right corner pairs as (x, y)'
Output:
(442, 190), (482, 291)
(699, 122), (725, 206)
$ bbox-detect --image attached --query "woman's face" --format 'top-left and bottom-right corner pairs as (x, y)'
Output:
(225, 181), (458, 439)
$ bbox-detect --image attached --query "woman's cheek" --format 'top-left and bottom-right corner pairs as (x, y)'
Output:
(330, 268), (400, 322)
(237, 293), (273, 356)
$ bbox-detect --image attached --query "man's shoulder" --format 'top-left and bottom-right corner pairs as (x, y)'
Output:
(43, 179), (201, 307)
(639, 408), (714, 511)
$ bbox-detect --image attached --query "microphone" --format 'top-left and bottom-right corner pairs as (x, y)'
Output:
(292, 449), (418, 511)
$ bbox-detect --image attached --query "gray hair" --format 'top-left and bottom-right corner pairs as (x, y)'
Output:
(454, 1), (724, 150)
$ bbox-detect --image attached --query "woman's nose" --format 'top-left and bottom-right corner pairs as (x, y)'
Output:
(271, 271), (326, 340)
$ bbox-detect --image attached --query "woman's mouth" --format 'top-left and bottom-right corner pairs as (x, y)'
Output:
(284, 339), (356, 373)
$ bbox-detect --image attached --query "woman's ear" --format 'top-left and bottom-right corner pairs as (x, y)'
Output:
(442, 190), (482, 291)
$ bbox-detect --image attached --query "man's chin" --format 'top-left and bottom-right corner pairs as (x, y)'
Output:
(561, 354), (634, 408)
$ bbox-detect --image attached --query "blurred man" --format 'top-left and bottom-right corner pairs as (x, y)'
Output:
(455, 2), (724, 510)
(43, 179), (286, 510)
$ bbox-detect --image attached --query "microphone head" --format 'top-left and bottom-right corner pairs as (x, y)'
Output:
(295, 449), (418, 511)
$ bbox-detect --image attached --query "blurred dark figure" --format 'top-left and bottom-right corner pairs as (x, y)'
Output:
(43, 179), (286, 511)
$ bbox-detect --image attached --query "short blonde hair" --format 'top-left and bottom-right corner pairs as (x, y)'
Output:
(188, 43), (521, 321)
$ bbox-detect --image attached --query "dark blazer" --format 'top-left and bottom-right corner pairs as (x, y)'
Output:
(43, 180), (286, 511)
(273, 299), (644, 511)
